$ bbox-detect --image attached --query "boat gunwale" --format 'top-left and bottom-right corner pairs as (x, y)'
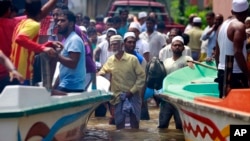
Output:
(158, 93), (250, 122)
(0, 92), (112, 118)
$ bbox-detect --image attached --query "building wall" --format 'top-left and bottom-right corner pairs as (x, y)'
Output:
(213, 0), (231, 19)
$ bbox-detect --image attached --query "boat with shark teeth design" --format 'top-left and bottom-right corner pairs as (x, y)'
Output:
(0, 76), (112, 141)
(158, 61), (250, 141)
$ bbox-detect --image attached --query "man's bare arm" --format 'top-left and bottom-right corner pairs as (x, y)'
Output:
(40, 0), (57, 19)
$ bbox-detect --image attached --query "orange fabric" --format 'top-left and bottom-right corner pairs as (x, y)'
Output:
(10, 19), (42, 80)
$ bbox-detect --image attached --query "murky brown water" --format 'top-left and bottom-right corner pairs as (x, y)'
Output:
(83, 101), (185, 141)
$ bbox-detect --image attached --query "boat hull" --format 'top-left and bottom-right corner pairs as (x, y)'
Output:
(0, 84), (112, 141)
(159, 61), (250, 141)
(160, 92), (250, 141)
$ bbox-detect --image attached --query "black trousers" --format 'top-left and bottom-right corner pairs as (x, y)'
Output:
(217, 70), (248, 98)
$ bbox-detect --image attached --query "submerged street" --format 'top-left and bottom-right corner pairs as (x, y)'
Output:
(83, 103), (185, 141)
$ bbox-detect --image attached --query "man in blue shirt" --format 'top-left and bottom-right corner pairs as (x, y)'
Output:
(53, 10), (86, 94)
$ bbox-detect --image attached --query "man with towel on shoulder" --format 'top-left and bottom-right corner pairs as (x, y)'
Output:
(98, 35), (146, 129)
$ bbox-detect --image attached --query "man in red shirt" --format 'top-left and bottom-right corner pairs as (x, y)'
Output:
(0, 0), (57, 91)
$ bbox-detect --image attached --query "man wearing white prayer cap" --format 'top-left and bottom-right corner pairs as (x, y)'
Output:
(186, 16), (203, 60)
(123, 32), (147, 69)
(215, 0), (249, 98)
(98, 33), (146, 130)
(138, 11), (147, 32)
(159, 35), (193, 129)
(128, 22), (150, 62)
(193, 17), (202, 23)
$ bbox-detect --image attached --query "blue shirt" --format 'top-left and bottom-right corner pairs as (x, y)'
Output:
(59, 31), (86, 90)
(201, 26), (216, 58)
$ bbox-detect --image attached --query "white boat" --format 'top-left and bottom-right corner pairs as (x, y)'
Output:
(158, 61), (250, 141)
(0, 76), (112, 141)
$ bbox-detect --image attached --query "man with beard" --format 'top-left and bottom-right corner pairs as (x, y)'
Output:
(159, 36), (193, 129)
(52, 10), (85, 94)
(139, 17), (166, 60)
(98, 35), (145, 129)
(123, 32), (147, 69)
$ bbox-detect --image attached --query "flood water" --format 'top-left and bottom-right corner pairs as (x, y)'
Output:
(83, 101), (185, 141)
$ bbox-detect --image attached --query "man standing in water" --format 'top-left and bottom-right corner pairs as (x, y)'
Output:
(215, 0), (250, 98)
(98, 35), (145, 129)
(53, 10), (86, 93)
(159, 36), (193, 129)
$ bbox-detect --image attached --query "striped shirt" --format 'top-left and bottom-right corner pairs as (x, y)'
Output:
(10, 18), (45, 80)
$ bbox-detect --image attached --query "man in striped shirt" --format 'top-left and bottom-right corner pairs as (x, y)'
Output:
(10, 0), (60, 85)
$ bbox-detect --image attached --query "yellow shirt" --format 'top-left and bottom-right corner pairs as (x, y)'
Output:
(99, 52), (146, 105)
(186, 27), (203, 51)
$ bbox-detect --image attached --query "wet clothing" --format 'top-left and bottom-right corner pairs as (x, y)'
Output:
(114, 92), (141, 129)
(160, 55), (193, 129)
(99, 52), (146, 105)
(158, 101), (182, 129)
(99, 52), (145, 129)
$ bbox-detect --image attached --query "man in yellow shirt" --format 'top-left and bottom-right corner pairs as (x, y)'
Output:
(98, 35), (146, 129)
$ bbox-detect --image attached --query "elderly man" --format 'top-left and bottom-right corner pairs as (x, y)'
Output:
(98, 35), (146, 129)
(159, 36), (193, 129)
(215, 0), (250, 98)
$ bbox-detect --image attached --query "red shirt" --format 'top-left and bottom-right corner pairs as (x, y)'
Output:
(0, 17), (21, 79)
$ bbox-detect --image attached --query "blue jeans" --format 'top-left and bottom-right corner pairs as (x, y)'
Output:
(158, 101), (182, 129)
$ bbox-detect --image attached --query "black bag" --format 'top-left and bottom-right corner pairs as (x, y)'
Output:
(145, 57), (167, 90)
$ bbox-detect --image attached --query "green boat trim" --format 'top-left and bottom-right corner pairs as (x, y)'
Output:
(162, 61), (219, 101)
(0, 91), (112, 118)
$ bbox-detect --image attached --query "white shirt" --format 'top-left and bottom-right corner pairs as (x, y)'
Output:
(96, 40), (114, 65)
(139, 31), (166, 60)
(159, 44), (192, 61)
(163, 56), (193, 74)
(135, 39), (150, 57)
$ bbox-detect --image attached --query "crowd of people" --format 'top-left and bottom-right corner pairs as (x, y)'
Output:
(0, 0), (250, 131)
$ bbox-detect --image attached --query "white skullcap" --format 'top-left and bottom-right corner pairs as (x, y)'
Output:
(246, 28), (250, 34)
(79, 26), (86, 32)
(193, 17), (202, 23)
(232, 0), (249, 13)
(90, 19), (96, 23)
(172, 36), (184, 44)
(124, 32), (136, 40)
(245, 17), (250, 22)
(129, 22), (141, 31)
(138, 11), (147, 19)
(110, 35), (123, 42)
(107, 28), (117, 35)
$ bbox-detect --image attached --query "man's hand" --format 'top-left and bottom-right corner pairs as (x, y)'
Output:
(10, 70), (24, 83)
(43, 47), (57, 57)
(51, 41), (64, 53)
(125, 91), (133, 99)
(187, 61), (194, 69)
